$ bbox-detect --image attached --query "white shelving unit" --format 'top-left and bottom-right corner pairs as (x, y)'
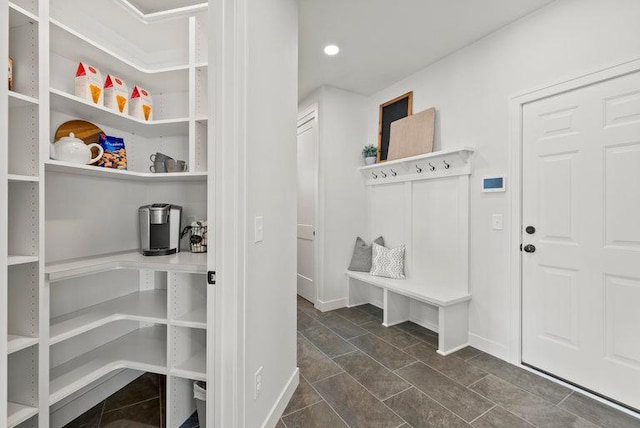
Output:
(2, 1), (213, 427)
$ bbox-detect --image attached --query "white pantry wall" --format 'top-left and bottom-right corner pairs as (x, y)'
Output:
(243, 0), (299, 426)
(299, 86), (368, 310)
(363, 0), (640, 358)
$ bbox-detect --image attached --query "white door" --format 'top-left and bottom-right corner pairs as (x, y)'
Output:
(522, 70), (640, 410)
(297, 111), (317, 303)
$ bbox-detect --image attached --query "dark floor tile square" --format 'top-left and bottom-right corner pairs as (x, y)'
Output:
(103, 373), (160, 412)
(313, 373), (403, 428)
(361, 321), (421, 349)
(405, 342), (487, 386)
(469, 375), (597, 428)
(283, 376), (323, 416)
(395, 321), (438, 346)
(333, 350), (410, 400)
(469, 353), (571, 404)
(297, 296), (322, 318)
(471, 406), (533, 428)
(396, 362), (493, 422)
(297, 309), (319, 332)
(451, 346), (484, 361)
(100, 397), (161, 427)
(282, 401), (347, 428)
(349, 333), (415, 370)
(558, 392), (640, 428)
(63, 401), (104, 428)
(317, 313), (368, 339)
(384, 387), (469, 428)
(297, 335), (343, 383)
(333, 307), (378, 325)
(354, 303), (383, 321)
(301, 323), (357, 358)
(178, 411), (199, 428)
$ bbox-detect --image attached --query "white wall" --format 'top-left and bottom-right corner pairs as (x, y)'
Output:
(243, 0), (299, 426)
(299, 87), (368, 310)
(363, 0), (640, 358)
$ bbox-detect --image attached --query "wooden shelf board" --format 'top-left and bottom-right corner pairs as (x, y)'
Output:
(50, 89), (189, 138)
(50, 19), (189, 93)
(8, 255), (39, 266)
(9, 2), (38, 28)
(172, 348), (206, 381)
(8, 174), (39, 183)
(45, 160), (207, 182)
(50, 290), (167, 345)
(45, 250), (207, 282)
(7, 335), (38, 355)
(8, 91), (39, 108)
(8, 402), (38, 428)
(49, 326), (167, 406)
(172, 307), (206, 329)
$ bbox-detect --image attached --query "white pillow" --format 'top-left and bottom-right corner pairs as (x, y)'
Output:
(370, 243), (405, 279)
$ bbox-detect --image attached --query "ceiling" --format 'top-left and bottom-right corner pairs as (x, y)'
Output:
(124, 0), (205, 14)
(299, 0), (556, 100)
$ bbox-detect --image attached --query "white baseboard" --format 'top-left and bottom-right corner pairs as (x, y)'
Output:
(261, 368), (299, 428)
(315, 297), (346, 312)
(469, 333), (509, 360)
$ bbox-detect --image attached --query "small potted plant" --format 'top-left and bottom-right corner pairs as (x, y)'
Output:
(362, 145), (378, 165)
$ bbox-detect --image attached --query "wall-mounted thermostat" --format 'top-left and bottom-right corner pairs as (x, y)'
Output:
(483, 176), (506, 192)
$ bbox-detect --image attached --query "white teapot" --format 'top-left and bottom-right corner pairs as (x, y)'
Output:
(50, 132), (103, 165)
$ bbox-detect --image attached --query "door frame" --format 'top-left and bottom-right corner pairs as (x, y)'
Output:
(508, 56), (640, 365)
(297, 104), (321, 305)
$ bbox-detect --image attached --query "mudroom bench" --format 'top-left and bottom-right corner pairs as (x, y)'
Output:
(345, 270), (471, 356)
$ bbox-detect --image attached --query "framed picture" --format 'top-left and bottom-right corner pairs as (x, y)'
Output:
(377, 91), (413, 162)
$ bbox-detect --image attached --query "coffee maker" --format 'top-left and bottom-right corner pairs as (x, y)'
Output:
(138, 204), (182, 256)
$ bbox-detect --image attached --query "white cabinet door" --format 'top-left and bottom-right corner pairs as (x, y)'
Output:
(522, 70), (640, 410)
(296, 113), (317, 303)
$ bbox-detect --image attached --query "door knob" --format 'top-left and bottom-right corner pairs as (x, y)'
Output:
(523, 244), (536, 253)
(526, 226), (536, 234)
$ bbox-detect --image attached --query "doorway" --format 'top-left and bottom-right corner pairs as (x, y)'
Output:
(296, 107), (318, 303)
(520, 67), (640, 411)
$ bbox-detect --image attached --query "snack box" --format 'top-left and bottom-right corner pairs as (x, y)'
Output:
(75, 62), (104, 105)
(104, 75), (129, 115)
(130, 86), (153, 121)
(97, 134), (127, 170)
(8, 57), (13, 91)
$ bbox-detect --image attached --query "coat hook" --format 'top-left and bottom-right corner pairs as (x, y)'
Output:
(390, 169), (397, 177)
(443, 160), (450, 169)
(416, 165), (423, 173)
(429, 162), (436, 171)
(372, 172), (378, 179)
(381, 170), (387, 178)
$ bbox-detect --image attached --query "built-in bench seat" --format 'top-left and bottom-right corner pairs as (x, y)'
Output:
(345, 270), (471, 356)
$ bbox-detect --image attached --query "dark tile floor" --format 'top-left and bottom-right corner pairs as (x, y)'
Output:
(280, 296), (640, 428)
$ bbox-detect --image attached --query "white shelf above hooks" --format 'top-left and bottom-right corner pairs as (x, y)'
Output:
(359, 147), (475, 186)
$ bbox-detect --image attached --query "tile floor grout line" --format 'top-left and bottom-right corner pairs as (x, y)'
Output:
(467, 404), (496, 424)
(308, 371), (346, 386)
(555, 390), (573, 408)
(98, 399), (106, 427)
(101, 395), (161, 415)
(401, 349), (488, 391)
(304, 375), (355, 428)
(466, 373), (490, 389)
(280, 398), (326, 418)
(348, 333), (419, 371)
(380, 385), (414, 402)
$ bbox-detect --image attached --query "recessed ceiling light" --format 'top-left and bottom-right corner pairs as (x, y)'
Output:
(324, 45), (340, 56)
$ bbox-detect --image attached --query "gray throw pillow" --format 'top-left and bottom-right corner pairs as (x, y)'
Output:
(348, 236), (385, 272)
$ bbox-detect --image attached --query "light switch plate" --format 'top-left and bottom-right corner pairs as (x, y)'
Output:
(254, 216), (264, 243)
(492, 214), (504, 230)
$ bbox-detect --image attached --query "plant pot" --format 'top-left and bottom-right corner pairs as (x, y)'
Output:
(364, 157), (376, 165)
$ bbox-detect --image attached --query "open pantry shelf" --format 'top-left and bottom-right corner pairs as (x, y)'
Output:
(50, 290), (167, 345)
(45, 251), (207, 282)
(172, 349), (206, 381)
(50, 19), (189, 93)
(45, 160), (207, 182)
(8, 255), (39, 266)
(8, 174), (39, 183)
(50, 89), (189, 138)
(9, 2), (38, 28)
(172, 307), (206, 329)
(8, 91), (38, 108)
(49, 326), (167, 405)
(8, 402), (39, 428)
(7, 335), (38, 355)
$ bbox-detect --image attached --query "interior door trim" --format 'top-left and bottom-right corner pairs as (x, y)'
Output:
(508, 56), (640, 366)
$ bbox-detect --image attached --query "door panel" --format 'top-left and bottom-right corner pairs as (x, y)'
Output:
(522, 71), (640, 410)
(296, 115), (317, 303)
